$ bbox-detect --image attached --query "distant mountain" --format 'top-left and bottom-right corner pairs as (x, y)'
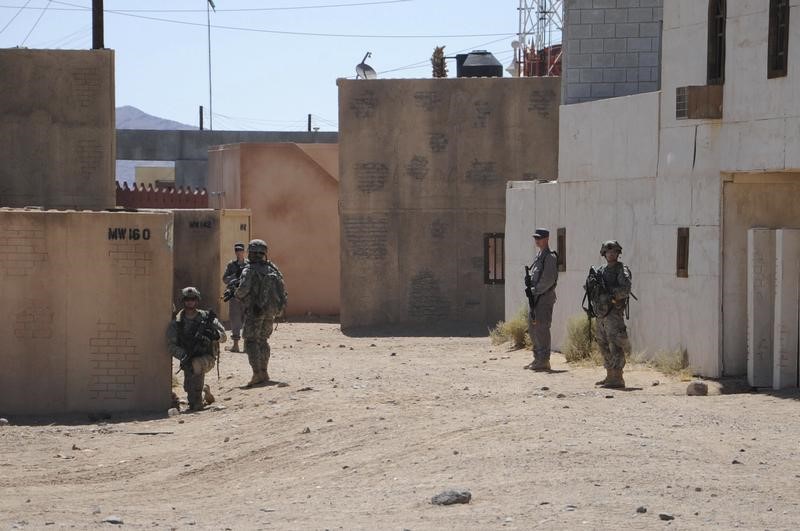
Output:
(116, 105), (195, 130)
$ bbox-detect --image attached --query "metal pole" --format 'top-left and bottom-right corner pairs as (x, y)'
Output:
(199, 105), (204, 130)
(207, 1), (213, 131)
(307, 114), (312, 132)
(92, 0), (104, 49)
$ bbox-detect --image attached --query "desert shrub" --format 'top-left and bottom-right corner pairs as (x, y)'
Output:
(489, 306), (532, 350)
(562, 314), (598, 363)
(631, 349), (693, 379)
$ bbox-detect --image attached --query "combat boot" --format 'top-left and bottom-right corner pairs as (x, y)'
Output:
(531, 358), (551, 371)
(261, 370), (270, 383)
(595, 369), (610, 386)
(203, 384), (215, 405)
(246, 371), (266, 388)
(230, 340), (240, 353)
(601, 368), (625, 389)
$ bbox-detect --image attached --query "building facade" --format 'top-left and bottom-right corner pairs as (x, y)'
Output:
(507, 0), (800, 385)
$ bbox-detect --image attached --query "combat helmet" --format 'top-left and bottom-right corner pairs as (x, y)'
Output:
(600, 240), (623, 257)
(181, 286), (201, 300)
(248, 239), (268, 254)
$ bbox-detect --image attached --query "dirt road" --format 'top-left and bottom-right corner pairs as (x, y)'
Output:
(1, 323), (798, 530)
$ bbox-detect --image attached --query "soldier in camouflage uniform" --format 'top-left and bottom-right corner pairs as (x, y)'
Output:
(166, 287), (226, 411)
(235, 239), (287, 387)
(524, 228), (559, 371)
(590, 241), (632, 388)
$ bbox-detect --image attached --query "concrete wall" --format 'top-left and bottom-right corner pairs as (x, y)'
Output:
(208, 143), (340, 317)
(563, 0), (663, 105)
(339, 77), (560, 330)
(170, 209), (251, 323)
(0, 49), (115, 209)
(135, 166), (175, 187)
(0, 210), (173, 415)
(507, 90), (722, 377)
(117, 130), (339, 189)
(722, 176), (800, 376)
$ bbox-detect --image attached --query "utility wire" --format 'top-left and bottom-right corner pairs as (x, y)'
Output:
(36, 1), (510, 39)
(20, 0), (50, 45)
(47, 0), (414, 12)
(0, 0), (32, 35)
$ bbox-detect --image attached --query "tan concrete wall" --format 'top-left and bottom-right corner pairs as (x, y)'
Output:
(208, 143), (340, 317)
(169, 209), (250, 323)
(338, 77), (560, 330)
(0, 209), (173, 415)
(0, 49), (115, 209)
(135, 166), (175, 187)
(722, 176), (800, 376)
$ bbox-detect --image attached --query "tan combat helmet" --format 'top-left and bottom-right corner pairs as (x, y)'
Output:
(181, 286), (201, 300)
(600, 240), (623, 257)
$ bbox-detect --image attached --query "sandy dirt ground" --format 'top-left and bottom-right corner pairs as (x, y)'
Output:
(1, 322), (799, 530)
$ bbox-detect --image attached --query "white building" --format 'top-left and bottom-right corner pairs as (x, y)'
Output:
(506, 0), (800, 386)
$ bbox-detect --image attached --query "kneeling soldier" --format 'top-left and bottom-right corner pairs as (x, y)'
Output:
(167, 287), (226, 411)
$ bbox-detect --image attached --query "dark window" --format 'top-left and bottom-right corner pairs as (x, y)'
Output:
(708, 0), (727, 85)
(677, 227), (690, 278)
(556, 227), (566, 272)
(484, 233), (504, 284)
(769, 0), (790, 78)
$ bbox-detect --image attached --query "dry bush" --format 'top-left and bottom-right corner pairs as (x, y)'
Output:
(630, 349), (693, 380)
(562, 314), (600, 363)
(489, 306), (532, 350)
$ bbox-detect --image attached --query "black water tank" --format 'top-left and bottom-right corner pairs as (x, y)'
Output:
(456, 50), (503, 78)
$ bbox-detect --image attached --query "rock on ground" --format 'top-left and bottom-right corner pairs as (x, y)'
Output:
(431, 489), (472, 505)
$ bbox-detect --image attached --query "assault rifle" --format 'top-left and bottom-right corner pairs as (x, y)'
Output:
(222, 279), (240, 302)
(177, 309), (220, 375)
(523, 265), (538, 320)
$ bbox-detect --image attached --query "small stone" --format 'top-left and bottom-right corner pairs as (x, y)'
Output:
(277, 382), (290, 388)
(694, 487), (702, 492)
(302, 427), (311, 434)
(72, 444), (80, 450)
(178, 420), (185, 424)
(0, 418), (9, 425)
(686, 381), (708, 396)
(390, 352), (397, 356)
(167, 408), (180, 417)
(636, 506), (647, 514)
(651, 380), (660, 386)
(453, 450), (459, 455)
(658, 513), (675, 521)
(731, 459), (742, 464)
(565, 504), (578, 511)
(92, 507), (101, 515)
(298, 387), (313, 392)
(339, 344), (346, 348)
(541, 386), (550, 391)
(102, 515), (124, 524)
(223, 437), (230, 443)
(431, 489), (471, 505)
(370, 343), (376, 347)
(605, 395), (614, 399)
(556, 393), (566, 398)
(326, 419), (333, 423)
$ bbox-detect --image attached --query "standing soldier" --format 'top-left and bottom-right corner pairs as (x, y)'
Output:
(235, 239), (288, 387)
(524, 228), (559, 371)
(222, 242), (247, 353)
(589, 240), (632, 388)
(166, 287), (226, 411)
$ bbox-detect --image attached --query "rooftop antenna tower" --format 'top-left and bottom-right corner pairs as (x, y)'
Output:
(515, 0), (563, 77)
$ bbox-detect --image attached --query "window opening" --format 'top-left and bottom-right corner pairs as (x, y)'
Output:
(484, 233), (504, 284)
(677, 227), (690, 278)
(708, 0), (727, 85)
(556, 227), (566, 272)
(768, 0), (790, 78)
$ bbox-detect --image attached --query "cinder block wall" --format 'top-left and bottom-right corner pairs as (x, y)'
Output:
(563, 0), (663, 104)
(0, 210), (173, 415)
(0, 49), (115, 209)
(338, 77), (559, 331)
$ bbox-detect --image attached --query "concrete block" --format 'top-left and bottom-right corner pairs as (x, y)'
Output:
(639, 21), (662, 37)
(592, 53), (615, 67)
(616, 0), (640, 8)
(627, 7), (654, 22)
(604, 38), (628, 53)
(603, 68), (628, 83)
(615, 52), (640, 67)
(581, 38), (606, 53)
(590, 83), (615, 98)
(593, 0), (616, 8)
(747, 229), (775, 388)
(604, 8), (628, 23)
(569, 53), (594, 68)
(568, 0), (594, 9)
(616, 23), (640, 38)
(773, 229), (800, 389)
(566, 68), (581, 83)
(592, 23), (616, 38)
(580, 69), (605, 83)
(639, 52), (659, 66)
(638, 67), (654, 82)
(639, 81), (659, 92)
(570, 24), (594, 39)
(614, 82), (639, 96)
(627, 37), (653, 52)
(567, 83), (592, 99)
(580, 9), (606, 24)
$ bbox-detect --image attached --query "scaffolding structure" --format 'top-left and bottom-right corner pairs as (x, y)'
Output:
(516, 0), (563, 77)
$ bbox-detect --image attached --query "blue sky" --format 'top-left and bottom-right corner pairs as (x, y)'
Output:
(1, 1), (536, 131)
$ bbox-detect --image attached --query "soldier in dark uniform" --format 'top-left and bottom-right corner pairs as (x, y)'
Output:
(525, 228), (559, 371)
(222, 242), (247, 352)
